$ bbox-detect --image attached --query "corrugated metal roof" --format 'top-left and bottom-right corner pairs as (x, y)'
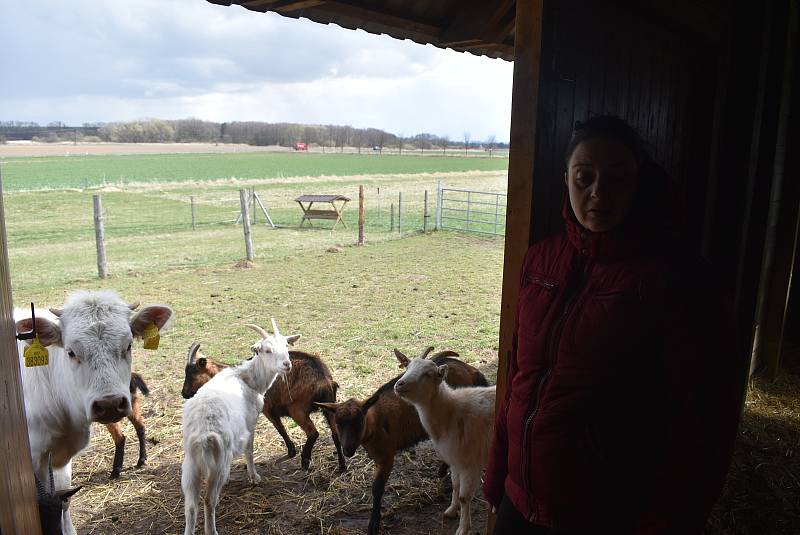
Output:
(207, 0), (516, 61)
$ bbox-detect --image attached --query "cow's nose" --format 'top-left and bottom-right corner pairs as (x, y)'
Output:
(91, 396), (129, 423)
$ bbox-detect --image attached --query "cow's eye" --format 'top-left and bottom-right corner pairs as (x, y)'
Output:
(67, 350), (80, 363)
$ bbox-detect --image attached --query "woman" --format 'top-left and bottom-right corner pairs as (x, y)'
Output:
(483, 116), (743, 534)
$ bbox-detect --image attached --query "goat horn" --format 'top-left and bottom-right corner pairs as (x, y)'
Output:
(128, 301), (140, 311)
(187, 342), (201, 364)
(420, 346), (435, 359)
(245, 324), (269, 339)
(271, 317), (280, 336)
(47, 452), (55, 494)
(431, 350), (460, 360)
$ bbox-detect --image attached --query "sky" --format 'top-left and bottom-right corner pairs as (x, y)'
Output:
(0, 0), (514, 142)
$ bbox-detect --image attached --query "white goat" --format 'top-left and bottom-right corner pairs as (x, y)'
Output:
(181, 319), (299, 535)
(394, 350), (495, 535)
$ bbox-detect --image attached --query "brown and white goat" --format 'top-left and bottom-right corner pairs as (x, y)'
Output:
(104, 372), (149, 479)
(182, 342), (346, 471)
(315, 347), (489, 535)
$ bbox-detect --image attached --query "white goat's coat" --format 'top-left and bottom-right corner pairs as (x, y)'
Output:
(395, 360), (496, 535)
(15, 290), (173, 535)
(182, 332), (292, 535)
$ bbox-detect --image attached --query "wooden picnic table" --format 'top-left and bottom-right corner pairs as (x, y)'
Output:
(294, 194), (351, 230)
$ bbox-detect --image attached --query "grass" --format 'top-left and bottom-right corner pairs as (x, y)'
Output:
(0, 152), (508, 191)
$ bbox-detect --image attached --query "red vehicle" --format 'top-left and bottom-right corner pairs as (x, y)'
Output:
(293, 142), (308, 151)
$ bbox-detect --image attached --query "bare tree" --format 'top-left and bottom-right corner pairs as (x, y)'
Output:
(442, 135), (450, 156)
(486, 134), (496, 158)
(463, 131), (471, 157)
(398, 132), (404, 155)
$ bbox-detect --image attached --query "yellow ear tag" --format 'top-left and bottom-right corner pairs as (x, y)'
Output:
(24, 336), (49, 367)
(142, 323), (160, 350)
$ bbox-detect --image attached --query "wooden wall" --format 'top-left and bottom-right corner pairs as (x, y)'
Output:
(529, 0), (719, 246)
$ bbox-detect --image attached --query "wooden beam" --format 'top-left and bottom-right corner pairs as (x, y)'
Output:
(0, 178), (41, 534)
(488, 0), (544, 532)
(313, 2), (441, 38)
(440, 0), (516, 46)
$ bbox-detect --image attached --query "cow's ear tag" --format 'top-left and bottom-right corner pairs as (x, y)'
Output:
(142, 323), (160, 350)
(24, 336), (49, 367)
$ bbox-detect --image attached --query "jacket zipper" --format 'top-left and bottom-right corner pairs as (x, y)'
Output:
(521, 261), (590, 522)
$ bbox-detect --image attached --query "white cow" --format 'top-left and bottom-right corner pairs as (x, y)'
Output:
(15, 290), (173, 535)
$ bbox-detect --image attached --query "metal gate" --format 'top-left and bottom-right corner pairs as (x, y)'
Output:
(436, 187), (507, 236)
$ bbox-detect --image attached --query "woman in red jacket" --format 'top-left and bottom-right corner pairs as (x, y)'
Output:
(483, 116), (744, 534)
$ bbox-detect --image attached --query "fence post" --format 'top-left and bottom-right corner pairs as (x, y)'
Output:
(358, 185), (365, 246)
(191, 196), (196, 230)
(239, 189), (254, 262)
(390, 203), (395, 231)
(93, 195), (108, 279)
(423, 190), (429, 233)
(251, 188), (256, 225)
(436, 181), (443, 230)
(398, 192), (403, 235)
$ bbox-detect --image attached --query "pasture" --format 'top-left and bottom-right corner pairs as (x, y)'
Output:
(4, 148), (799, 534)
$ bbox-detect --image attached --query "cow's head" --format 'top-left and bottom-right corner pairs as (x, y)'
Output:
(16, 290), (173, 424)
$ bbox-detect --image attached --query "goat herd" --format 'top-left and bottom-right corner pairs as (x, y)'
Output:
(15, 290), (496, 535)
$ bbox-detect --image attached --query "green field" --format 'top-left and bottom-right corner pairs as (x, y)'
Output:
(0, 152), (508, 191)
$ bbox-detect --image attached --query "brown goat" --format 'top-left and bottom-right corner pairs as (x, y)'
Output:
(104, 372), (149, 479)
(182, 342), (346, 471)
(316, 347), (489, 535)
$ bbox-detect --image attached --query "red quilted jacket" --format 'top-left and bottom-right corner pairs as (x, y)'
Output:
(483, 202), (743, 533)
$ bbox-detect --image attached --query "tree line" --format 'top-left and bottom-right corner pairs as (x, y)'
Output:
(0, 119), (507, 150)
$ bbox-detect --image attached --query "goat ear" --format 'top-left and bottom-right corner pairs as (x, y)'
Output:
(196, 357), (207, 369)
(16, 317), (62, 347)
(286, 334), (301, 346)
(437, 364), (449, 381)
(315, 401), (340, 413)
(57, 486), (82, 503)
(130, 305), (174, 337)
(393, 349), (410, 368)
(49, 308), (63, 317)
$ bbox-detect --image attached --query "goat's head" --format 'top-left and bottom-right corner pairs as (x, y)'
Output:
(17, 291), (173, 424)
(393, 348), (448, 404)
(245, 318), (298, 376)
(36, 454), (82, 535)
(316, 399), (366, 458)
(182, 342), (226, 399)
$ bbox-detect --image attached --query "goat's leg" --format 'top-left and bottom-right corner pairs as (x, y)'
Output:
(129, 392), (147, 468)
(203, 464), (229, 535)
(244, 432), (261, 484)
(444, 468), (461, 518)
(323, 409), (347, 472)
(454, 470), (480, 535)
(368, 456), (394, 535)
(182, 458), (201, 535)
(288, 405), (319, 470)
(265, 409), (296, 458)
(106, 421), (126, 479)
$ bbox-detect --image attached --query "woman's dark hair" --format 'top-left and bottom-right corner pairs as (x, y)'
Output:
(565, 115), (648, 165)
(564, 115), (683, 237)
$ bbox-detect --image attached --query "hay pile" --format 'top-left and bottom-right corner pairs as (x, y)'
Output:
(69, 373), (487, 535)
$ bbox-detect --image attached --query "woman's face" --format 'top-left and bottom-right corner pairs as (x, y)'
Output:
(565, 136), (640, 233)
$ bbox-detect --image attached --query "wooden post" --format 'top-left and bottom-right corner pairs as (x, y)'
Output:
(358, 185), (365, 246)
(423, 190), (429, 233)
(93, 195), (108, 279)
(489, 0), (544, 533)
(190, 196), (196, 230)
(239, 189), (254, 262)
(390, 203), (395, 231)
(398, 192), (403, 235)
(436, 181), (443, 230)
(251, 187), (256, 225)
(0, 177), (42, 535)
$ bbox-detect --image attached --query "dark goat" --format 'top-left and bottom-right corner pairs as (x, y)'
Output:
(316, 347), (489, 535)
(35, 454), (81, 535)
(182, 342), (346, 471)
(103, 372), (149, 479)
